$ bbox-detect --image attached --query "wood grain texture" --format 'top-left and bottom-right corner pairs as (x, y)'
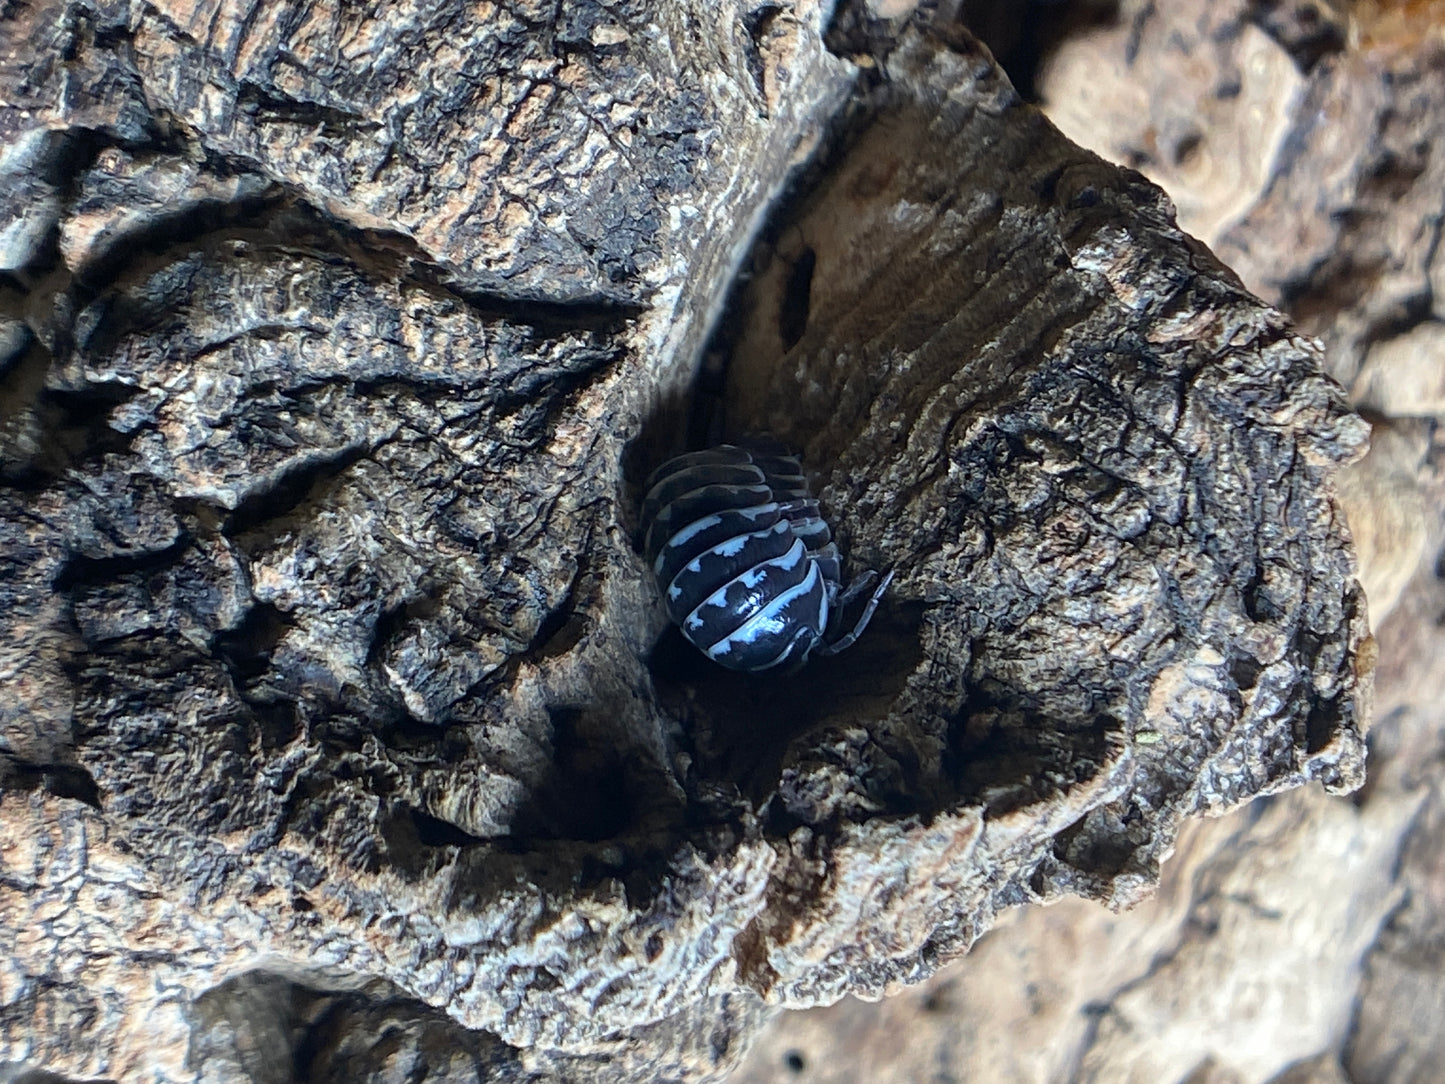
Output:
(737, 4), (1445, 1081)
(0, 2), (1370, 1080)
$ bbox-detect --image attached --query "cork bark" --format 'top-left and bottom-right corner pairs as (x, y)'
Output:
(0, 1), (1370, 1080)
(737, 3), (1445, 1081)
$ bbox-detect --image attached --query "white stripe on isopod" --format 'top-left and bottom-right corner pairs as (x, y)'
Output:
(667, 520), (792, 602)
(652, 502), (780, 576)
(683, 538), (807, 633)
(706, 561), (825, 660)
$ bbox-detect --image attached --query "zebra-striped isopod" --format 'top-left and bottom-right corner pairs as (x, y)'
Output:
(641, 444), (892, 672)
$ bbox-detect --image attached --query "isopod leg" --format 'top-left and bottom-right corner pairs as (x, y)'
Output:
(834, 568), (878, 609)
(815, 569), (894, 657)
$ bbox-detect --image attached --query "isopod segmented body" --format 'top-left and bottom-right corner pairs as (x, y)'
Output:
(641, 444), (892, 672)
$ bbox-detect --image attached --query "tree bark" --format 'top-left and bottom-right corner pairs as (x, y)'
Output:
(0, 1), (1370, 1080)
(736, 3), (1445, 1080)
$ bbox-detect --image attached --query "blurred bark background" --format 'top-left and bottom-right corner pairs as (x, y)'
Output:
(736, 2), (1445, 1081)
(0, 0), (1431, 1080)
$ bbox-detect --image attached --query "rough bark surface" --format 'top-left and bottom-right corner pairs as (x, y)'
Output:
(735, 2), (1445, 1081)
(1, 1), (1370, 1080)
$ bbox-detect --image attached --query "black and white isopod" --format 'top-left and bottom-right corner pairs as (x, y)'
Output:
(641, 444), (892, 672)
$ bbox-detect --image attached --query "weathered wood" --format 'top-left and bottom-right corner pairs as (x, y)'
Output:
(735, 3), (1445, 1080)
(0, 1), (1369, 1080)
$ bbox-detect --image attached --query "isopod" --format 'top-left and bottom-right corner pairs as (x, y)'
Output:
(641, 444), (892, 671)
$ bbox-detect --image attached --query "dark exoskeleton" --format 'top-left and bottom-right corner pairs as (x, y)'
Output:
(641, 444), (892, 672)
